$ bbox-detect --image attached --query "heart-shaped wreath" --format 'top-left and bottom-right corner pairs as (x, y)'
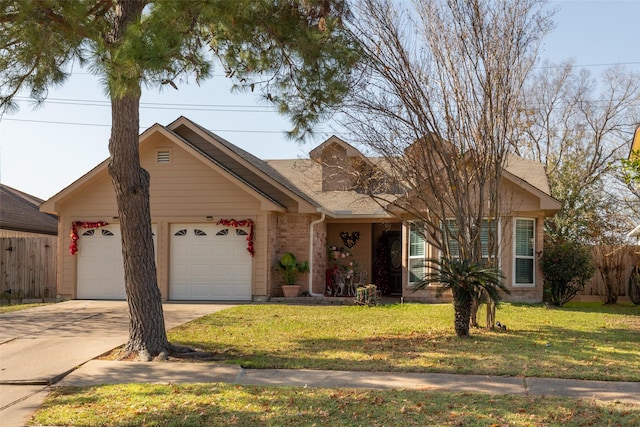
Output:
(340, 231), (360, 248)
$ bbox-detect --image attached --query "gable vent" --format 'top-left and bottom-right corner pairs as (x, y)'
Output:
(157, 151), (171, 163)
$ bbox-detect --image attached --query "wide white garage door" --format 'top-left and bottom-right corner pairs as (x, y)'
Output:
(77, 224), (156, 300)
(170, 223), (252, 301)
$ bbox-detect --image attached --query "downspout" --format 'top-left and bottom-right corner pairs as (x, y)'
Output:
(308, 211), (326, 296)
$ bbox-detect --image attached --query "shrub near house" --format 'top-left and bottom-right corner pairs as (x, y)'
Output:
(541, 238), (595, 306)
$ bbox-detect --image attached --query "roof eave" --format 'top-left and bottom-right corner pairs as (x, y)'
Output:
(157, 125), (290, 210)
(502, 170), (561, 213)
(326, 212), (394, 220)
(168, 117), (318, 212)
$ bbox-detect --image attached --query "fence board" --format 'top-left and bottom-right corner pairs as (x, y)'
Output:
(579, 245), (639, 300)
(0, 237), (57, 301)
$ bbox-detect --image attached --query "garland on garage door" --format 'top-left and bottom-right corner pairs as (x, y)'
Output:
(216, 218), (255, 257)
(69, 221), (109, 255)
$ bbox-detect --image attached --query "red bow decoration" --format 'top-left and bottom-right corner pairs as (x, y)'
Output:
(69, 221), (108, 255)
(216, 219), (255, 256)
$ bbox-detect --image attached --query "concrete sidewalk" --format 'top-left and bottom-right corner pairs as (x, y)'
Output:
(56, 360), (640, 405)
(0, 301), (237, 427)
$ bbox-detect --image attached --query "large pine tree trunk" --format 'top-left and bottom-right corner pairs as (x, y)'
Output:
(100, 0), (170, 361)
(108, 94), (170, 360)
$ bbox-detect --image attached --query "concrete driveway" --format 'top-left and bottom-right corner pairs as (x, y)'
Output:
(0, 300), (236, 427)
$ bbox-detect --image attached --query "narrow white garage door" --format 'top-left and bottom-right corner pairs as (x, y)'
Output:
(170, 223), (252, 301)
(77, 225), (125, 299)
(77, 224), (156, 300)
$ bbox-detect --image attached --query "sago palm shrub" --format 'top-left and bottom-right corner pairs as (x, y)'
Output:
(414, 258), (509, 337)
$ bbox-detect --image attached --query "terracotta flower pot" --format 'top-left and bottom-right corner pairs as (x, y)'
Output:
(282, 285), (301, 297)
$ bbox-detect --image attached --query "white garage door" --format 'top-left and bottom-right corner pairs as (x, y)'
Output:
(77, 224), (125, 299)
(77, 224), (156, 300)
(170, 223), (252, 301)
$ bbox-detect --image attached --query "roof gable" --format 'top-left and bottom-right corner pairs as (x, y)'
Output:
(166, 117), (317, 213)
(309, 135), (366, 161)
(41, 118), (318, 215)
(266, 159), (393, 218)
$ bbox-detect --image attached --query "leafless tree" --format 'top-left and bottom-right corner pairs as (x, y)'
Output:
(516, 61), (640, 243)
(341, 0), (553, 332)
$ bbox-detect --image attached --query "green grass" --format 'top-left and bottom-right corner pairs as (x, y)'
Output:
(0, 302), (51, 313)
(32, 384), (640, 427)
(31, 302), (640, 426)
(168, 302), (640, 381)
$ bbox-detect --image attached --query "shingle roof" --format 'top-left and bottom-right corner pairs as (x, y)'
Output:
(504, 154), (552, 195)
(268, 153), (556, 216)
(266, 159), (393, 217)
(0, 184), (58, 235)
(167, 117), (318, 211)
(40, 116), (557, 219)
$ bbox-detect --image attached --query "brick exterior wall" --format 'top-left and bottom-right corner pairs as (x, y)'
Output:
(311, 220), (328, 295)
(272, 214), (315, 296)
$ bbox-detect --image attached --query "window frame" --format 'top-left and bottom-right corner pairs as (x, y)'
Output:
(513, 217), (536, 287)
(408, 223), (427, 286)
(443, 218), (501, 266)
(407, 219), (502, 287)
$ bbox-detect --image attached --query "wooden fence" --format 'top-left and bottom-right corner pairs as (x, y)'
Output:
(0, 236), (57, 301)
(579, 245), (639, 301)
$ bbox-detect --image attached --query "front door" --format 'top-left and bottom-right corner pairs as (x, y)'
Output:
(387, 231), (403, 295)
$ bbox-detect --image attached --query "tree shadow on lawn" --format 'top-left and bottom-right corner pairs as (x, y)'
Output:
(539, 302), (640, 316)
(208, 324), (638, 382)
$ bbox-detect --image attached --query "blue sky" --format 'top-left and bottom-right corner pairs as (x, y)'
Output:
(1, 0), (639, 200)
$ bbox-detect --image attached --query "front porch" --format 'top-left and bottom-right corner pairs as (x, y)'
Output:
(322, 221), (403, 297)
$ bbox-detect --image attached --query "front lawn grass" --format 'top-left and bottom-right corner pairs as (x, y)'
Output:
(32, 383), (640, 427)
(168, 302), (640, 381)
(32, 302), (640, 426)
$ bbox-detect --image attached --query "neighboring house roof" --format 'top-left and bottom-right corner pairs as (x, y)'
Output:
(0, 184), (58, 235)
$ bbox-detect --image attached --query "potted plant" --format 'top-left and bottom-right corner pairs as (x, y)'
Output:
(276, 252), (309, 297)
